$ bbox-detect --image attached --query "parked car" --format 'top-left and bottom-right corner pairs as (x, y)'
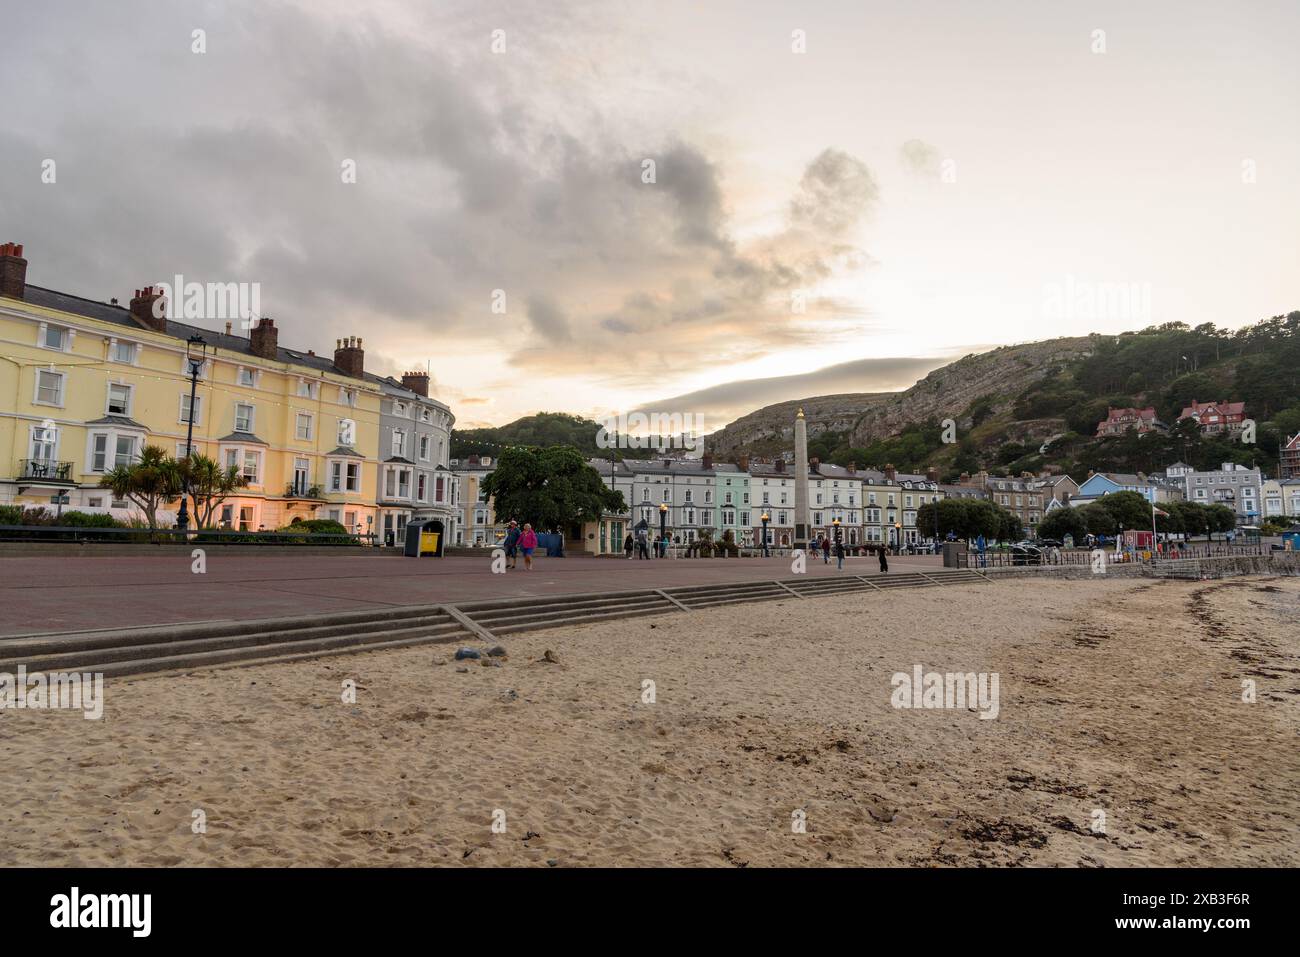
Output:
(1009, 543), (1043, 566)
(1035, 538), (1063, 548)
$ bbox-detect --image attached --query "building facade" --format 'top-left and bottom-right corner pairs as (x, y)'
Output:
(1178, 400), (1247, 436)
(1095, 406), (1163, 437)
(0, 242), (451, 538)
(1179, 462), (1263, 522)
(373, 373), (457, 546)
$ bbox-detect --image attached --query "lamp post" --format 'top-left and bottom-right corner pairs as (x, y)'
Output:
(761, 511), (770, 557)
(658, 502), (668, 558)
(832, 517), (842, 568)
(176, 335), (207, 533)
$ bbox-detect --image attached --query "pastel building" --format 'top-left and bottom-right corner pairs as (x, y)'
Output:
(0, 242), (449, 536)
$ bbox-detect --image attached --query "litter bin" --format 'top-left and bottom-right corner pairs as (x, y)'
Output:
(942, 541), (968, 568)
(403, 520), (445, 557)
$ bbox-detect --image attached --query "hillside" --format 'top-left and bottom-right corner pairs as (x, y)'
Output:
(708, 314), (1300, 481)
(708, 336), (1095, 459)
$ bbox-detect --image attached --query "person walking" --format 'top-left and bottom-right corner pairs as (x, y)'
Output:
(821, 536), (831, 564)
(502, 520), (521, 569)
(878, 545), (889, 574)
(636, 525), (649, 559)
(624, 532), (634, 559)
(518, 523), (538, 570)
(835, 539), (845, 570)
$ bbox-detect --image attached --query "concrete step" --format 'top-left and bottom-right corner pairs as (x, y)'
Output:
(50, 621), (475, 679)
(1, 617), (466, 674)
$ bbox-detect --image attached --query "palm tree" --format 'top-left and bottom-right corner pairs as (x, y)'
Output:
(178, 454), (249, 529)
(98, 445), (182, 535)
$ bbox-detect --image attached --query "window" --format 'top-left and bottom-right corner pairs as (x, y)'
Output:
(393, 401), (407, 417)
(179, 356), (211, 379)
(41, 324), (69, 351)
(237, 367), (256, 387)
(297, 378), (315, 398)
(238, 506), (256, 532)
(242, 450), (260, 484)
(392, 430), (406, 458)
(179, 394), (201, 424)
(30, 424), (57, 463)
(35, 370), (64, 405)
(329, 460), (361, 493)
(91, 434), (109, 472)
(339, 388), (356, 407)
(235, 403), (255, 433)
(113, 435), (137, 469)
(417, 473), (428, 501)
(337, 419), (356, 446)
(295, 413), (313, 441)
(107, 383), (132, 415)
(293, 458), (310, 493)
(419, 435), (430, 461)
(110, 340), (136, 364)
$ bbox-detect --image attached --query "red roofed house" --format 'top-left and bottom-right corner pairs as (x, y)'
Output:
(1281, 432), (1300, 480)
(1095, 406), (1162, 437)
(1177, 399), (1247, 436)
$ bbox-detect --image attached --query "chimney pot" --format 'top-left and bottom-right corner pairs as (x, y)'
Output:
(333, 335), (365, 378)
(128, 285), (167, 333)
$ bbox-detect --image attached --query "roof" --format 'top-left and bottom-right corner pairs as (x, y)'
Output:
(24, 286), (358, 377)
(85, 414), (147, 429)
(1179, 400), (1246, 419)
(218, 431), (268, 446)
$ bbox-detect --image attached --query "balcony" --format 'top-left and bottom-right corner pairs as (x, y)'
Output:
(16, 459), (75, 484)
(284, 480), (323, 500)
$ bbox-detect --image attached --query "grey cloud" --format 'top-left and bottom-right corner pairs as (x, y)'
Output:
(900, 139), (943, 178)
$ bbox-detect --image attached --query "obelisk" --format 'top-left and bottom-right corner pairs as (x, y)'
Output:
(794, 408), (810, 548)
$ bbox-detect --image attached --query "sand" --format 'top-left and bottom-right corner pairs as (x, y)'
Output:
(3, 576), (1297, 867)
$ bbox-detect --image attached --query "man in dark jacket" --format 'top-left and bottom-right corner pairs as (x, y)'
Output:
(878, 546), (889, 574)
(502, 520), (521, 569)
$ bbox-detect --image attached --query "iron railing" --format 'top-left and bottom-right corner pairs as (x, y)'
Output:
(0, 524), (374, 546)
(16, 459), (74, 482)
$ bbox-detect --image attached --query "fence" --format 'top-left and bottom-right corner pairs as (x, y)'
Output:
(962, 543), (1266, 568)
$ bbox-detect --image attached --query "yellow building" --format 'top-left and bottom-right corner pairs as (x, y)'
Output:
(0, 243), (385, 533)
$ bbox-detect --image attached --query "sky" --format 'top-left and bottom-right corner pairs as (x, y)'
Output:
(1, 0), (1297, 431)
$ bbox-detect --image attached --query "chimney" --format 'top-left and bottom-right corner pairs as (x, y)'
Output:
(250, 317), (279, 360)
(468, 454), (480, 465)
(775, 460), (785, 473)
(401, 370), (430, 397)
(702, 453), (713, 470)
(884, 463), (897, 483)
(810, 456), (820, 469)
(334, 336), (365, 378)
(737, 455), (750, 472)
(847, 462), (856, 474)
(662, 458), (672, 469)
(926, 466), (939, 482)
(129, 285), (167, 333)
(0, 243), (27, 299)
(224, 321), (232, 336)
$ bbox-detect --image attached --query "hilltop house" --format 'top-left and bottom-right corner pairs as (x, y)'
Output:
(1177, 400), (1247, 436)
(1095, 406), (1163, 437)
(1280, 433), (1300, 480)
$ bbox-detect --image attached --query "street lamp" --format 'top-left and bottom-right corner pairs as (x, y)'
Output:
(832, 517), (842, 567)
(761, 511), (770, 557)
(176, 335), (207, 533)
(658, 502), (669, 558)
(894, 521), (902, 555)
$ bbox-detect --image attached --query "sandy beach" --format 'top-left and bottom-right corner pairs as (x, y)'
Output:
(3, 576), (1297, 867)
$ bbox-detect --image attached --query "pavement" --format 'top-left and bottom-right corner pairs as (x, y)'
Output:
(0, 550), (944, 637)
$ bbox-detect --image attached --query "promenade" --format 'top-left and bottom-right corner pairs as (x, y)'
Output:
(0, 551), (942, 637)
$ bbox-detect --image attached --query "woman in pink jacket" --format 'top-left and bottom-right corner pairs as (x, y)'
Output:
(518, 524), (539, 569)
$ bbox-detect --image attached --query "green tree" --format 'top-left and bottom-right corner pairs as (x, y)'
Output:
(98, 445), (181, 533)
(480, 445), (625, 531)
(1096, 490), (1155, 531)
(1037, 506), (1087, 543)
(1078, 503), (1117, 537)
(178, 454), (249, 529)
(1206, 503), (1236, 540)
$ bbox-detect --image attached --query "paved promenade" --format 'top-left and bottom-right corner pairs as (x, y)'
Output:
(0, 550), (943, 637)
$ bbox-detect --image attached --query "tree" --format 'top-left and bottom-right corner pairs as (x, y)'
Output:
(179, 454), (249, 529)
(480, 445), (625, 531)
(1096, 490), (1154, 531)
(1078, 503), (1117, 536)
(99, 445), (181, 533)
(1206, 503), (1236, 540)
(1037, 506), (1087, 543)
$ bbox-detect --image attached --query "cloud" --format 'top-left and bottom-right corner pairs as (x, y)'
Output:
(899, 139), (943, 178)
(623, 354), (959, 430)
